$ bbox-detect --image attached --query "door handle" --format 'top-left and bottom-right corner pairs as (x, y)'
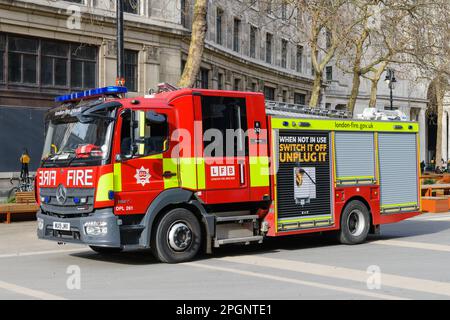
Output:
(163, 171), (177, 179)
(239, 163), (245, 185)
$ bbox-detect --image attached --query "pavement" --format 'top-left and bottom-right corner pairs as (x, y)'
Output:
(1, 213), (450, 300)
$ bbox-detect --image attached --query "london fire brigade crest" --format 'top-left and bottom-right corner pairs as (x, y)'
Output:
(134, 166), (151, 186)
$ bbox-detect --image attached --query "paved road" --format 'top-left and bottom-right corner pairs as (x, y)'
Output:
(1, 213), (450, 300)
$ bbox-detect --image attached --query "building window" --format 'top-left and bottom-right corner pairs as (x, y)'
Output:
(265, 33), (273, 64)
(8, 36), (38, 84)
(66, 0), (83, 3)
(266, 1), (272, 14)
(181, 0), (187, 28)
(197, 68), (209, 89)
(233, 18), (241, 53)
(71, 45), (97, 89)
(124, 49), (138, 92)
(294, 93), (306, 105)
(216, 8), (223, 45)
(218, 73), (224, 90)
(234, 78), (241, 91)
(325, 103), (331, 109)
(0, 34), (97, 90)
(282, 90), (288, 102)
(281, 3), (287, 20)
(264, 86), (275, 100)
(41, 41), (69, 87)
(296, 45), (303, 73)
(326, 30), (332, 49)
(0, 35), (5, 82)
(326, 66), (333, 81)
(123, 0), (139, 14)
(251, 82), (257, 92)
(281, 39), (288, 68)
(250, 26), (257, 59)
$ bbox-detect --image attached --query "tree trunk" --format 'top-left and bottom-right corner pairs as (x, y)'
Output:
(348, 71), (361, 113)
(309, 72), (322, 108)
(177, 0), (208, 88)
(368, 78), (379, 108)
(368, 61), (388, 109)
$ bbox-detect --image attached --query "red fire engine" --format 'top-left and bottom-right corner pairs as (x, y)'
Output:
(36, 85), (421, 263)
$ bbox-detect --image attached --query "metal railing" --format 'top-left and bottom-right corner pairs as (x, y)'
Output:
(265, 100), (352, 119)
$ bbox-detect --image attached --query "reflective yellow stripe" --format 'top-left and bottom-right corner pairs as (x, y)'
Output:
(381, 202), (418, 209)
(96, 172), (113, 202)
(249, 156), (270, 187)
(142, 154), (163, 160)
(197, 158), (206, 189)
(271, 118), (419, 133)
(163, 158), (179, 189)
(138, 111), (145, 155)
(179, 158), (197, 189)
(113, 163), (122, 192)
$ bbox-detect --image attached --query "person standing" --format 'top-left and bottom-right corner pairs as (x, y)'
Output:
(20, 149), (30, 183)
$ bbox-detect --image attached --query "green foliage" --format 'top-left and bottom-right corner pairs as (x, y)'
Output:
(423, 179), (436, 185)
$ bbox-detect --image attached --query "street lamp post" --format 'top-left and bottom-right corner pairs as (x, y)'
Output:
(384, 68), (397, 110)
(116, 0), (125, 86)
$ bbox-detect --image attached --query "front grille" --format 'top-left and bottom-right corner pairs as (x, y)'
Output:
(40, 187), (95, 215)
(41, 210), (92, 219)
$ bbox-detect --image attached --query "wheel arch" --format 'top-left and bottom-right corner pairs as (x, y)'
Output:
(139, 188), (214, 249)
(339, 196), (373, 228)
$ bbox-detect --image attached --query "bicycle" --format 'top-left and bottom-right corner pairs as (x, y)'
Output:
(8, 175), (35, 200)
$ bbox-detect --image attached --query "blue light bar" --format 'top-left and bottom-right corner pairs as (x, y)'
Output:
(55, 86), (128, 103)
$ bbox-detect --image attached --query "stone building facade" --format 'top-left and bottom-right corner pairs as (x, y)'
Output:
(0, 0), (438, 176)
(0, 0), (316, 173)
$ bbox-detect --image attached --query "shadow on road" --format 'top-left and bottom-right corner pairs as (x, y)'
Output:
(69, 219), (450, 265)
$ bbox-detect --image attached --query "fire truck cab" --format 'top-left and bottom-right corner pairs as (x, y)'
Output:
(36, 86), (421, 263)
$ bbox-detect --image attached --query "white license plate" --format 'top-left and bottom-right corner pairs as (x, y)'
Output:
(53, 222), (71, 231)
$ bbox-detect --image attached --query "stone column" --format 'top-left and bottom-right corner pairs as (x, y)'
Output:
(143, 45), (160, 94)
(100, 40), (118, 87)
(442, 111), (448, 162)
(418, 108), (427, 162)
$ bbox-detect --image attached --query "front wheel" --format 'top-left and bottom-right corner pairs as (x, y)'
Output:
(338, 200), (370, 245)
(152, 208), (202, 263)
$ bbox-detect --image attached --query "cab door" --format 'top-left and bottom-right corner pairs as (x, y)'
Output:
(196, 94), (250, 204)
(113, 108), (178, 215)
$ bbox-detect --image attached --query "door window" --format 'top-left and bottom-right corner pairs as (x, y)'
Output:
(120, 110), (169, 157)
(201, 96), (248, 158)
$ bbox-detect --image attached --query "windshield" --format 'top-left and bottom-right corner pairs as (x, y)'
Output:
(42, 110), (115, 167)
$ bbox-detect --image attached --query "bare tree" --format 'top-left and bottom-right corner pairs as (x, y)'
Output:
(178, 0), (208, 88)
(404, 0), (450, 162)
(295, 0), (363, 108)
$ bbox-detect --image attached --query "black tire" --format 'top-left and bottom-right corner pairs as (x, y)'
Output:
(151, 208), (202, 263)
(338, 200), (370, 245)
(89, 246), (123, 254)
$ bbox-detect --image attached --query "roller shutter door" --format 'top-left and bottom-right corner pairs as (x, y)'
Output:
(335, 132), (375, 184)
(378, 133), (418, 212)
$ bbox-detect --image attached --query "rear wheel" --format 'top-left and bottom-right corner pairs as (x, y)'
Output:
(152, 208), (202, 263)
(89, 246), (123, 254)
(338, 200), (370, 245)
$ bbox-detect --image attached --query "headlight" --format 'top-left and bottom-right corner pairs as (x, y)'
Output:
(37, 218), (44, 231)
(84, 221), (108, 236)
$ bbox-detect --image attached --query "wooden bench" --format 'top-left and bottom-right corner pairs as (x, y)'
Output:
(0, 192), (39, 224)
(421, 196), (449, 213)
(421, 183), (450, 197)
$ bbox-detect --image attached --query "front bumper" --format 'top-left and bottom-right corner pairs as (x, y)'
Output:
(37, 208), (121, 248)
